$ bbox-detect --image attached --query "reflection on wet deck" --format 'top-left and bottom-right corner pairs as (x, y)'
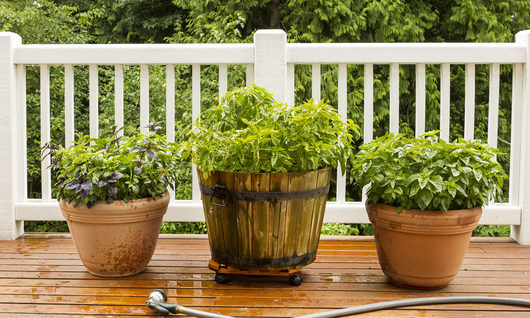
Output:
(1, 234), (529, 317)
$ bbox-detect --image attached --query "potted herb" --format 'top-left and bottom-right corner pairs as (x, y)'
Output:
(45, 124), (179, 277)
(183, 85), (358, 285)
(351, 131), (506, 289)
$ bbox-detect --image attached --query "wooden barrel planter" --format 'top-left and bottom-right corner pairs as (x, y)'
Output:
(198, 167), (331, 285)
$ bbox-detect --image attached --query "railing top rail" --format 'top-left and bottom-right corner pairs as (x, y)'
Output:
(14, 42), (526, 65)
(287, 43), (526, 64)
(14, 43), (254, 65)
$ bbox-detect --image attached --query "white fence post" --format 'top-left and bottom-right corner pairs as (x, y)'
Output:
(253, 29), (287, 103)
(512, 30), (530, 245)
(0, 32), (23, 240)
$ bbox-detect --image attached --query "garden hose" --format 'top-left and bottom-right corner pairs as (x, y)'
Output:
(146, 290), (232, 318)
(146, 290), (530, 318)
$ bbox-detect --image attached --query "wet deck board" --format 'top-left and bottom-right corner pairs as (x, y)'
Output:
(0, 235), (529, 317)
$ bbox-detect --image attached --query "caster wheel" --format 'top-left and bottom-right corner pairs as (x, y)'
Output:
(289, 274), (303, 286)
(215, 273), (229, 284)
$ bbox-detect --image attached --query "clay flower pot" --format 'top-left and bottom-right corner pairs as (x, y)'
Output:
(366, 202), (482, 289)
(60, 192), (169, 277)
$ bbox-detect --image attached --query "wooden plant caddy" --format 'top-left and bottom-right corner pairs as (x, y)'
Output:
(208, 260), (304, 286)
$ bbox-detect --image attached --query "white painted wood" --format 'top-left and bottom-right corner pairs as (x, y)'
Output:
(362, 64), (374, 202)
(336, 63), (347, 203)
(166, 64), (175, 201)
(89, 64), (98, 139)
(15, 201), (521, 225)
(487, 64), (500, 206)
(15, 44), (254, 65)
(114, 64), (124, 136)
(512, 30), (530, 244)
(286, 43), (526, 64)
(321, 202), (521, 225)
(140, 64), (149, 134)
(40, 64), (51, 201)
(286, 63), (295, 106)
(464, 63), (476, 140)
(192, 64), (201, 202)
(312, 64), (321, 101)
(364, 64), (374, 143)
(254, 30), (287, 102)
(0, 32), (23, 239)
(16, 64), (27, 202)
(488, 64), (500, 148)
(218, 64), (227, 101)
(338, 64), (348, 120)
(510, 64), (523, 210)
(166, 65), (175, 142)
(440, 63), (451, 141)
(15, 43), (525, 65)
(64, 64), (74, 147)
(389, 63), (400, 134)
(246, 63), (254, 87)
(415, 63), (426, 137)
(5, 30), (530, 235)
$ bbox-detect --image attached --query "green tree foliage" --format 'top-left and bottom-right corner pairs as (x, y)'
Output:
(0, 0), (96, 44)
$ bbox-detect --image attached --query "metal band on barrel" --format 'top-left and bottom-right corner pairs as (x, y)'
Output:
(211, 248), (317, 267)
(199, 184), (329, 202)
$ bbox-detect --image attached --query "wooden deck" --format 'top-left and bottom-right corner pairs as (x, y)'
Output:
(0, 234), (529, 317)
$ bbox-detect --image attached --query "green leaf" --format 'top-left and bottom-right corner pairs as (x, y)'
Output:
(351, 131), (506, 211)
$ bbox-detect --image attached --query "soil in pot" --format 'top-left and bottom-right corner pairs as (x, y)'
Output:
(199, 167), (331, 272)
(366, 202), (482, 289)
(60, 192), (169, 277)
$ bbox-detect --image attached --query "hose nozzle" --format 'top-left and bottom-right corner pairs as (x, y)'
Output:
(146, 289), (180, 315)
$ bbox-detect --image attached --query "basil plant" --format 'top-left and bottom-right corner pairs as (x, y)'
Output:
(45, 124), (180, 207)
(183, 85), (359, 178)
(351, 131), (506, 212)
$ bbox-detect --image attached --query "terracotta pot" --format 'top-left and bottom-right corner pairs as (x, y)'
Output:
(366, 202), (482, 289)
(60, 193), (169, 277)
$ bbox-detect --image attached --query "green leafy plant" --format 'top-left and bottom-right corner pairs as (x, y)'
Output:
(46, 124), (180, 207)
(351, 131), (506, 212)
(183, 85), (359, 177)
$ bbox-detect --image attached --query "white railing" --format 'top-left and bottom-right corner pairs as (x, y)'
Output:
(1, 29), (529, 243)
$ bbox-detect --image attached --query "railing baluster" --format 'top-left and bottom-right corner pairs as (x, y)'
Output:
(362, 64), (374, 202)
(440, 63), (451, 141)
(337, 63), (347, 203)
(114, 64), (124, 136)
(166, 64), (175, 201)
(488, 64), (500, 149)
(312, 64), (320, 101)
(364, 64), (374, 143)
(486, 64), (499, 205)
(16, 64), (27, 201)
(464, 63), (476, 140)
(218, 64), (227, 101)
(389, 63), (400, 134)
(286, 63), (295, 106)
(89, 64), (98, 139)
(140, 64), (149, 134)
(40, 64), (51, 201)
(509, 63), (524, 206)
(246, 64), (254, 87)
(415, 64), (426, 137)
(166, 65), (175, 142)
(192, 64), (201, 201)
(64, 64), (74, 147)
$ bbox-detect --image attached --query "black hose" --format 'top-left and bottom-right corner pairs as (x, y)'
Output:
(147, 290), (530, 318)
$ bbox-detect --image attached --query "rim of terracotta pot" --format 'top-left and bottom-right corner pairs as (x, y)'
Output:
(59, 192), (169, 224)
(365, 202), (482, 235)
